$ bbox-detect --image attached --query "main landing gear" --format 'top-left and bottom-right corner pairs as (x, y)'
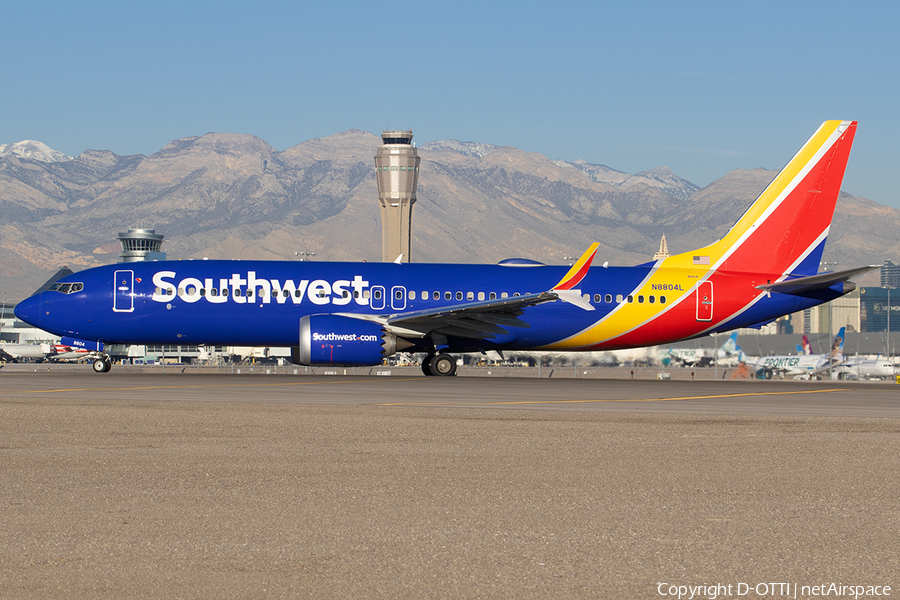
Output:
(421, 353), (457, 377)
(92, 356), (112, 373)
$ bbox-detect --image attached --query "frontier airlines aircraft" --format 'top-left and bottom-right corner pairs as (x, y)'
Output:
(14, 121), (877, 376)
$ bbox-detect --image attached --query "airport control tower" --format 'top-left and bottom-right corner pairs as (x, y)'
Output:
(117, 228), (166, 262)
(375, 130), (420, 262)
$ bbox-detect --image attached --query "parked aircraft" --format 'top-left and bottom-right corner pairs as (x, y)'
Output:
(664, 332), (743, 367)
(831, 357), (895, 380)
(14, 121), (877, 375)
(0, 343), (54, 362)
(748, 327), (846, 379)
(0, 341), (92, 363)
(50, 342), (92, 362)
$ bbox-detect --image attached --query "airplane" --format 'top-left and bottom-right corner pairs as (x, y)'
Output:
(0, 341), (93, 363)
(831, 357), (895, 380)
(747, 327), (846, 380)
(50, 342), (93, 362)
(13, 120), (879, 376)
(0, 342), (55, 362)
(663, 331), (743, 367)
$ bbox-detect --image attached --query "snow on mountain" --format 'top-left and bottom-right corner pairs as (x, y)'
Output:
(0, 140), (73, 162)
(420, 140), (499, 157)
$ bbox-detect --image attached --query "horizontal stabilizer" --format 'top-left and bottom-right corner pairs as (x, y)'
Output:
(755, 265), (879, 296)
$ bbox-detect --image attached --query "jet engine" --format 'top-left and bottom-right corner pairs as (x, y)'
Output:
(292, 315), (412, 366)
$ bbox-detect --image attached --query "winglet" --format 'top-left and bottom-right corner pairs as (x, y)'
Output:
(553, 243), (599, 290)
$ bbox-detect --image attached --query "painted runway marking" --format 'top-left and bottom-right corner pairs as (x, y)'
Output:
(376, 388), (850, 406)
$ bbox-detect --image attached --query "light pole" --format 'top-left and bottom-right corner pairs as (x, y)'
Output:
(821, 261), (838, 376)
(886, 286), (895, 363)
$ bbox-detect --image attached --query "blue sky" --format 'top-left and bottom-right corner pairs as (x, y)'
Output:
(3, 0), (898, 206)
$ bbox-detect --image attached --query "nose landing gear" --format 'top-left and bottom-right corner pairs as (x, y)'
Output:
(92, 356), (112, 373)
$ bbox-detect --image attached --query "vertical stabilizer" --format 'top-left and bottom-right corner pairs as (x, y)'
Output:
(671, 121), (857, 278)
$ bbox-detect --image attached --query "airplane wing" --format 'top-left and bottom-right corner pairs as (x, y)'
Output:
(383, 291), (562, 339)
(341, 244), (600, 341)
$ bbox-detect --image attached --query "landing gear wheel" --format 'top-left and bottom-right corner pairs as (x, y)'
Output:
(421, 354), (435, 376)
(429, 353), (457, 377)
(92, 358), (112, 373)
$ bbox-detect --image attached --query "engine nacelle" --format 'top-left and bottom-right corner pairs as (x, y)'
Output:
(294, 315), (405, 366)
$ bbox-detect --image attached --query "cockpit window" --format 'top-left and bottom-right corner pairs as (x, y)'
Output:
(49, 282), (84, 294)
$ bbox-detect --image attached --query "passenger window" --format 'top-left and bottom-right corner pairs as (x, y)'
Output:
(513, 292), (520, 297)
(445, 291), (451, 300)
(501, 292), (508, 298)
(627, 295), (633, 303)
(490, 292), (497, 300)
(295, 289), (302, 297)
(343, 291), (350, 298)
(395, 289), (403, 300)
(660, 295), (667, 304)
(247, 290), (253, 298)
(467, 292), (474, 301)
(593, 294), (601, 303)
(638, 295), (644, 303)
(433, 291), (440, 300)
(478, 292), (485, 301)
(456, 291), (463, 301)
(363, 290), (370, 299)
(155, 286), (161, 295)
(200, 289), (206, 296)
(374, 290), (382, 300)
(605, 294), (612, 303)
(649, 296), (655, 304)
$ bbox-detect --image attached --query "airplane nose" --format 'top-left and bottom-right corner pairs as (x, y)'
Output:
(14, 294), (42, 327)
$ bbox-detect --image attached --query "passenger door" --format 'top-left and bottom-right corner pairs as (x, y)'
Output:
(695, 281), (713, 322)
(113, 269), (134, 313)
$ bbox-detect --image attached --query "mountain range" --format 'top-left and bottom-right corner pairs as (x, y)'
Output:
(1, 130), (897, 303)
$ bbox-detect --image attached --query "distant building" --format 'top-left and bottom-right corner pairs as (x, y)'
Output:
(117, 228), (166, 262)
(788, 289), (861, 334)
(881, 259), (900, 288)
(653, 235), (669, 260)
(860, 287), (900, 332)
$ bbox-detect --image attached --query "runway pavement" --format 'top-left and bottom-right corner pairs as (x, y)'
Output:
(1, 367), (898, 598)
